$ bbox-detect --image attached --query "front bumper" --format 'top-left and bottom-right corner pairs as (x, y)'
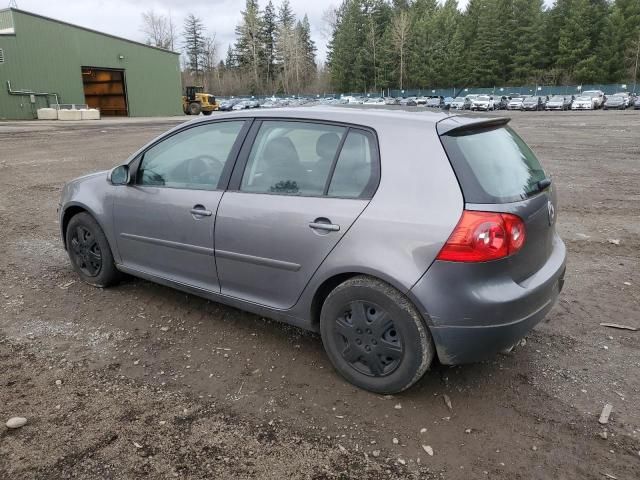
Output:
(410, 236), (566, 365)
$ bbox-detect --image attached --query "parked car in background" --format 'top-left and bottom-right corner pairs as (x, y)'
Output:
(507, 97), (525, 110)
(443, 96), (454, 109)
(59, 107), (565, 393)
(493, 95), (509, 110)
(416, 96), (429, 105)
(571, 95), (594, 110)
(522, 96), (546, 111)
(635, 97), (640, 109)
(365, 97), (386, 105)
(219, 98), (241, 111)
(384, 97), (400, 105)
(427, 96), (444, 108)
(582, 90), (605, 109)
(471, 95), (495, 111)
(545, 95), (573, 111)
(232, 100), (251, 110)
(603, 95), (627, 110)
(612, 92), (630, 107)
(400, 97), (418, 107)
(451, 97), (471, 110)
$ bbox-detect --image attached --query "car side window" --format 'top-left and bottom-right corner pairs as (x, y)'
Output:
(240, 121), (346, 196)
(327, 130), (376, 198)
(138, 121), (244, 190)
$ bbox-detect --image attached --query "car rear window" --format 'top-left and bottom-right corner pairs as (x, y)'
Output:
(440, 126), (546, 203)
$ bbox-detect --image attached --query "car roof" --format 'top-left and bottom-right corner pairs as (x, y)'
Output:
(184, 106), (502, 134)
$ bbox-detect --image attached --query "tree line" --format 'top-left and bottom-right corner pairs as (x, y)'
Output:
(141, 0), (321, 96)
(140, 0), (640, 96)
(327, 0), (640, 93)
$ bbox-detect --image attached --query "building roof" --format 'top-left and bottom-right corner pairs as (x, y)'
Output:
(0, 8), (179, 55)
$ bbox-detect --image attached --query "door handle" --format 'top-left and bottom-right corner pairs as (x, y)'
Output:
(190, 206), (212, 217)
(309, 221), (340, 232)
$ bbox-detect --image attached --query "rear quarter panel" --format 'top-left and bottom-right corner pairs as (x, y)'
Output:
(293, 117), (464, 322)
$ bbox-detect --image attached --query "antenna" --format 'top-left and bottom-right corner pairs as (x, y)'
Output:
(8, 0), (18, 8)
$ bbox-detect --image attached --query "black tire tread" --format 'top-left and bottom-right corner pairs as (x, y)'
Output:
(321, 275), (434, 393)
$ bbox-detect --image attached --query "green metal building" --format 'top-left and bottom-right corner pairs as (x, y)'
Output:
(0, 8), (182, 120)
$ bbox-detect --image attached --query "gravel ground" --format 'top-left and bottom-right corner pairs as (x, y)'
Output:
(0, 109), (639, 479)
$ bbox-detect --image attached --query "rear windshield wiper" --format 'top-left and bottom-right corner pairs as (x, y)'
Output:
(537, 177), (552, 190)
(526, 177), (552, 198)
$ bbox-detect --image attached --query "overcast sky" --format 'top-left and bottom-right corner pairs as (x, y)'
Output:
(12, 0), (551, 62)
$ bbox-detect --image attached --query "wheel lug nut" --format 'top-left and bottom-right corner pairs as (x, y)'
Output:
(356, 329), (362, 334)
(356, 339), (362, 345)
(366, 329), (372, 334)
(365, 345), (371, 352)
(372, 340), (377, 345)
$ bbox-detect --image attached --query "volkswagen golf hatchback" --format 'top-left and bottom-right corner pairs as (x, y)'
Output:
(59, 108), (566, 393)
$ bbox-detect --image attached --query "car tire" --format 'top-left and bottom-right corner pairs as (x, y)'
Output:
(65, 212), (121, 288)
(320, 275), (435, 394)
(202, 110), (213, 116)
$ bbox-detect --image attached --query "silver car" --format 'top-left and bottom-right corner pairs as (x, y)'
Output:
(59, 108), (566, 393)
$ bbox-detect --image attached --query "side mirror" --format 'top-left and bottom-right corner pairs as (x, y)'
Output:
(109, 165), (130, 185)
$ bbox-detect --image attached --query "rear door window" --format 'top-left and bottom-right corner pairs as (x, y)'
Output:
(240, 121), (346, 196)
(440, 126), (546, 203)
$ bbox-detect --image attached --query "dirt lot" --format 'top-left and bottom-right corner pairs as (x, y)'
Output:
(0, 110), (639, 479)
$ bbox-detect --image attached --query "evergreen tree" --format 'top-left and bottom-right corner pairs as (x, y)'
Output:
(261, 0), (278, 86)
(234, 0), (263, 91)
(182, 14), (206, 80)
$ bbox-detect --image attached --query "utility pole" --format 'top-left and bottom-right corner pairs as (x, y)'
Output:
(8, 1), (18, 8)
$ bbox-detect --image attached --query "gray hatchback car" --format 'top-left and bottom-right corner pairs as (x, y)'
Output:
(59, 108), (566, 393)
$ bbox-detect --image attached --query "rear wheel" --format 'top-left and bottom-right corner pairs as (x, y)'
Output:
(320, 276), (434, 393)
(66, 212), (120, 288)
(188, 102), (201, 115)
(202, 110), (213, 116)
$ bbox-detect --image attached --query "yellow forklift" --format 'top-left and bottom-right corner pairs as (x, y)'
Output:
(182, 86), (219, 115)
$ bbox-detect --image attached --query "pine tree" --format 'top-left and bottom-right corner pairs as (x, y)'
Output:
(182, 14), (206, 81)
(557, 0), (600, 83)
(234, 0), (263, 91)
(261, 0), (278, 87)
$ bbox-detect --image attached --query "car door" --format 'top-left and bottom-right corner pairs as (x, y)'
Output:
(112, 120), (249, 291)
(215, 120), (380, 310)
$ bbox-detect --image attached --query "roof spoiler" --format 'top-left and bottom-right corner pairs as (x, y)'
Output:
(436, 116), (510, 136)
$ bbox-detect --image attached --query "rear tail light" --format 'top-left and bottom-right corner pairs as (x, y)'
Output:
(436, 210), (526, 262)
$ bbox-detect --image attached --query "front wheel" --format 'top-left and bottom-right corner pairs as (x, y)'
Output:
(188, 102), (201, 115)
(66, 212), (121, 288)
(320, 276), (435, 393)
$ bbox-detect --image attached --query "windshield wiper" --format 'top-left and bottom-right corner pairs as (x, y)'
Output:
(537, 177), (552, 190)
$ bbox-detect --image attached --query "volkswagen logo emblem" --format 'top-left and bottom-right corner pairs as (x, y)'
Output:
(547, 201), (555, 226)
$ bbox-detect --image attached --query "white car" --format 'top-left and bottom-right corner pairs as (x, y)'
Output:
(471, 95), (495, 111)
(582, 90), (605, 109)
(450, 97), (470, 110)
(507, 97), (525, 110)
(571, 95), (594, 110)
(365, 97), (386, 105)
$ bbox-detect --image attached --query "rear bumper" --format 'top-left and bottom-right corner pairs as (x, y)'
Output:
(409, 235), (566, 365)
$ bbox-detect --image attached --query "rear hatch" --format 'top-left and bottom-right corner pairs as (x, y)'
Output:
(437, 117), (557, 282)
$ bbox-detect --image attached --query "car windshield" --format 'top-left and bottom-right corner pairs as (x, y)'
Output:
(454, 97), (465, 101)
(550, 96), (564, 101)
(511, 97), (523, 102)
(583, 91), (599, 97)
(477, 96), (490, 101)
(577, 96), (591, 101)
(525, 97), (538, 102)
(440, 126), (547, 203)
